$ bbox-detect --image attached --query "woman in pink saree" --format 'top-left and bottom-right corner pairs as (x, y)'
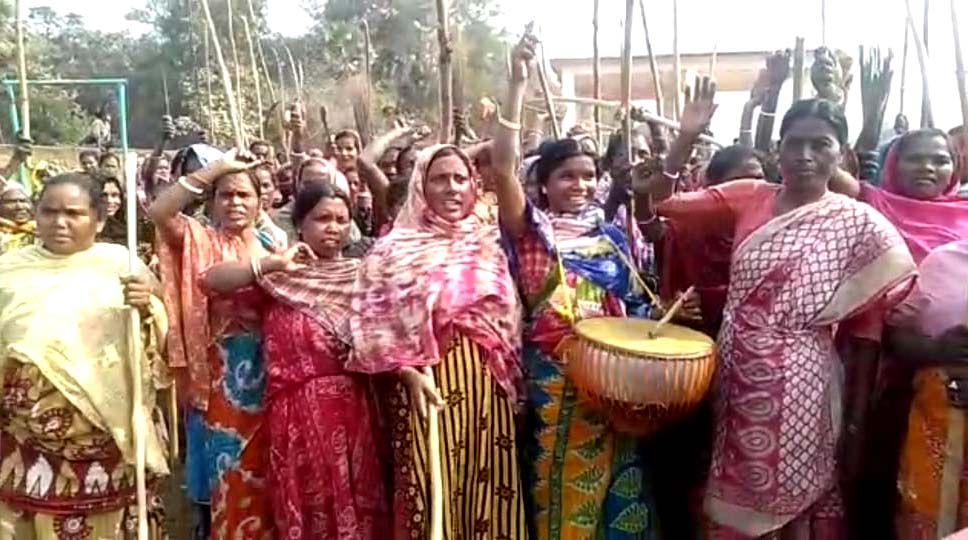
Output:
(640, 97), (916, 538)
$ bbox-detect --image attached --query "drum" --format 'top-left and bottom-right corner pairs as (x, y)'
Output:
(567, 317), (716, 436)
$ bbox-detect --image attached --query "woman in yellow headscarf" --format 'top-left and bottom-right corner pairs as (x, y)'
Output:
(0, 183), (35, 254)
(0, 173), (169, 539)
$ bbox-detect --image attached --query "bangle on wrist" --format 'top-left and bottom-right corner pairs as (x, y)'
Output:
(178, 176), (205, 195)
(250, 257), (263, 280)
(759, 111), (776, 117)
(498, 117), (522, 130)
(637, 214), (658, 226)
(740, 129), (753, 134)
(662, 169), (681, 180)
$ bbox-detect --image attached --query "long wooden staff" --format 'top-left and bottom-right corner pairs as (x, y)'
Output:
(900, 23), (910, 117)
(282, 44), (301, 101)
(638, 0), (663, 118)
(123, 151), (149, 540)
(951, 0), (968, 139)
(435, 0), (454, 143)
(672, 0), (682, 120)
(921, 0), (933, 128)
(203, 20), (217, 144)
(535, 47), (561, 139)
(14, 0), (28, 141)
(903, 0), (933, 129)
(793, 37), (806, 102)
(621, 0), (638, 268)
(423, 367), (444, 540)
(246, 0), (276, 103)
(242, 16), (265, 140)
(199, 0), (245, 148)
(362, 20), (374, 141)
(592, 0), (602, 143)
(226, 0), (245, 133)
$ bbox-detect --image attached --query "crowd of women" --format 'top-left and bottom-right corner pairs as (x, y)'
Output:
(1, 28), (968, 540)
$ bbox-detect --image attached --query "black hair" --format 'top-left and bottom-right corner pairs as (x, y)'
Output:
(78, 149), (100, 162)
(706, 145), (764, 184)
(98, 152), (121, 168)
(333, 129), (362, 152)
(779, 98), (849, 146)
(213, 170), (263, 200)
(535, 138), (601, 186)
(895, 128), (957, 159)
(170, 146), (205, 177)
(602, 125), (652, 171)
(291, 181), (353, 228)
(426, 146), (474, 177)
(39, 173), (106, 221)
(395, 145), (418, 176)
(249, 139), (271, 150)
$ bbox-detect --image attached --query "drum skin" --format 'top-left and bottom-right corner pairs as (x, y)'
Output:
(566, 317), (716, 436)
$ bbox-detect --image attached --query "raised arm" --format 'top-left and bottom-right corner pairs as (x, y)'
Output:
(141, 115), (176, 194)
(754, 50), (792, 153)
(203, 242), (314, 294)
(492, 33), (536, 239)
(855, 47), (894, 154)
(148, 149), (256, 244)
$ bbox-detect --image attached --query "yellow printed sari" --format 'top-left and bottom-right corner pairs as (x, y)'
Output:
(0, 243), (169, 539)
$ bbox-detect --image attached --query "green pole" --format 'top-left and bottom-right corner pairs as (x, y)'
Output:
(3, 84), (26, 189)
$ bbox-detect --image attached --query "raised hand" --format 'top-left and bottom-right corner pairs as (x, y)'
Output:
(511, 27), (538, 86)
(205, 148), (263, 181)
(286, 102), (305, 133)
(161, 115), (176, 141)
(266, 242), (317, 274)
(764, 50), (792, 90)
(679, 76), (718, 136)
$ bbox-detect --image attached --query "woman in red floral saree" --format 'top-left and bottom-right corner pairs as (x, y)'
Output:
(642, 96), (916, 538)
(203, 182), (389, 539)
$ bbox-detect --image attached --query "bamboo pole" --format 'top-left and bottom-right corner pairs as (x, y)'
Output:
(188, 0), (201, 120)
(424, 366), (444, 540)
(535, 48), (561, 139)
(452, 18), (466, 145)
(921, 0), (933, 127)
(271, 46), (287, 108)
(900, 23), (910, 116)
(672, 0), (682, 120)
(225, 0), (245, 135)
(709, 43), (718, 77)
(246, 0), (276, 103)
(621, 0), (637, 268)
(904, 0), (934, 128)
(122, 150), (148, 540)
(362, 20), (374, 142)
(199, 0), (245, 148)
(793, 37), (806, 102)
(821, 0), (827, 45)
(203, 19), (216, 144)
(282, 43), (301, 101)
(435, 0), (454, 144)
(638, 0), (663, 118)
(242, 16), (265, 140)
(14, 0), (29, 140)
(952, 0), (968, 152)
(593, 0), (602, 144)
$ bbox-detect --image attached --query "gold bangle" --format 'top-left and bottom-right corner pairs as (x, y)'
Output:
(498, 117), (522, 130)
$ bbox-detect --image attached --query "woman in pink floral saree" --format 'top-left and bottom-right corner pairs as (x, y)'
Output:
(643, 97), (916, 538)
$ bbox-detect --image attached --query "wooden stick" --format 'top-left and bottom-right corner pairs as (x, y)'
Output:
(243, 16), (265, 140)
(282, 44), (301, 100)
(435, 0), (454, 144)
(535, 52), (561, 139)
(900, 22), (909, 115)
(203, 19), (216, 144)
(199, 0), (245, 148)
(649, 286), (695, 338)
(187, 0), (201, 121)
(638, 0), (663, 118)
(793, 37), (806, 102)
(821, 0), (827, 46)
(528, 96), (722, 146)
(921, 0), (934, 127)
(452, 19), (467, 145)
(593, 0), (602, 144)
(423, 366), (444, 540)
(123, 151), (148, 540)
(951, 0), (968, 141)
(621, 0), (637, 268)
(904, 0), (934, 128)
(226, 0), (245, 136)
(246, 0), (276, 104)
(161, 65), (171, 117)
(362, 20), (374, 141)
(709, 42), (719, 77)
(168, 384), (179, 465)
(672, 0), (682, 120)
(271, 46), (287, 109)
(14, 0), (28, 140)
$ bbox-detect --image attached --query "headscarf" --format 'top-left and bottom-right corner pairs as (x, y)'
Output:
(261, 258), (360, 344)
(0, 184), (36, 253)
(296, 157), (351, 196)
(346, 145), (523, 402)
(861, 132), (968, 263)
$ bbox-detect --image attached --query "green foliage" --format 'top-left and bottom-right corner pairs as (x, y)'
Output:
(0, 0), (507, 147)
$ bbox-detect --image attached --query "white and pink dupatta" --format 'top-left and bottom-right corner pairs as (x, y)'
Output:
(704, 192), (915, 536)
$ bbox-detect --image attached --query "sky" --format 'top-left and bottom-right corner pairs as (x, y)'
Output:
(21, 0), (968, 140)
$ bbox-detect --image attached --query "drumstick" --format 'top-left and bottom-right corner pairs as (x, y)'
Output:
(649, 286), (696, 338)
(601, 234), (662, 307)
(422, 366), (444, 540)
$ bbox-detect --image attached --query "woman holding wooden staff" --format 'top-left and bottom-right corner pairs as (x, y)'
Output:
(493, 34), (661, 539)
(346, 143), (527, 540)
(0, 173), (169, 538)
(149, 148), (277, 539)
